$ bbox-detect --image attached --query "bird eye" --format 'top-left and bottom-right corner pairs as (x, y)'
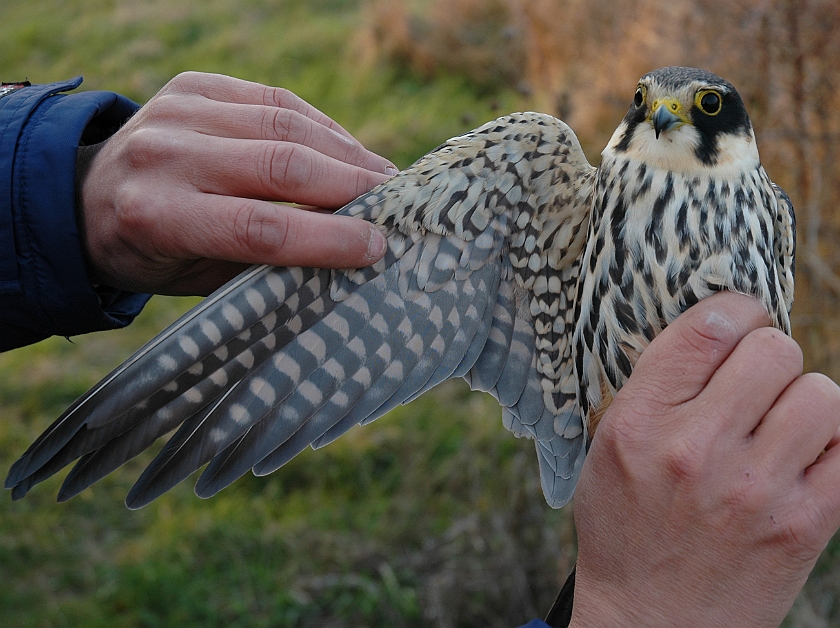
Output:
(634, 86), (646, 108)
(696, 89), (722, 115)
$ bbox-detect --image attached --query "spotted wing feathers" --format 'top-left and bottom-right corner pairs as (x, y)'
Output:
(5, 112), (595, 509)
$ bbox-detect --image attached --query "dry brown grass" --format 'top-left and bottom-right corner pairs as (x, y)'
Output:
(357, 0), (526, 91)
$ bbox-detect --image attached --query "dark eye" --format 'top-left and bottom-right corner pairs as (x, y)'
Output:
(634, 87), (645, 108)
(697, 90), (722, 115)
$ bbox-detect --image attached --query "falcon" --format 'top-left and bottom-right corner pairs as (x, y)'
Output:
(5, 67), (795, 511)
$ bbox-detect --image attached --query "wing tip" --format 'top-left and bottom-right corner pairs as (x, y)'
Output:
(10, 483), (29, 501)
(5, 454), (38, 489)
(193, 472), (228, 500)
(125, 485), (155, 510)
(125, 466), (175, 510)
(56, 487), (77, 503)
(4, 469), (20, 491)
(57, 468), (93, 503)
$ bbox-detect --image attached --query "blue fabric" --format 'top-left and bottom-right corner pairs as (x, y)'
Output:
(517, 621), (551, 628)
(0, 77), (151, 351)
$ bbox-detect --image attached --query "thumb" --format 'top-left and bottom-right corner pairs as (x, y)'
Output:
(619, 292), (770, 415)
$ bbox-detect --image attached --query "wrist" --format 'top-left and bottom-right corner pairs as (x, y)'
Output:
(565, 563), (676, 628)
(75, 141), (110, 286)
(567, 571), (784, 628)
(566, 588), (652, 628)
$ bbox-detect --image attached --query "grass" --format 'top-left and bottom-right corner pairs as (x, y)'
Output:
(2, 0), (839, 626)
(0, 304), (573, 627)
(0, 3), (563, 625)
(0, 0), (519, 168)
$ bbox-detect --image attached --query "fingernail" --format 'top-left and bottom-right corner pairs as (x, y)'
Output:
(702, 309), (740, 342)
(366, 227), (387, 261)
(385, 165), (399, 176)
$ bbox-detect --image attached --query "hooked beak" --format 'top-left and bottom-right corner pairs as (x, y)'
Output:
(650, 98), (690, 139)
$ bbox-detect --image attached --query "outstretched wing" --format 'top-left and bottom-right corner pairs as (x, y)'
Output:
(5, 112), (596, 509)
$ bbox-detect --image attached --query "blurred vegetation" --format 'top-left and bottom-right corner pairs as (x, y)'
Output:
(1, 0), (839, 626)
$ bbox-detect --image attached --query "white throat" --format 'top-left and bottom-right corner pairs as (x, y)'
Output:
(603, 120), (760, 176)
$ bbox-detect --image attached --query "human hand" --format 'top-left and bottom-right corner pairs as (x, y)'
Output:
(77, 72), (397, 295)
(569, 292), (840, 628)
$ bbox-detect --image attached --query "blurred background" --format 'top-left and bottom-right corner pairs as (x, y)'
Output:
(1, 0), (839, 626)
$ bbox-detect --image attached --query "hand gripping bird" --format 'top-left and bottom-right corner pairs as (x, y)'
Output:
(6, 67), (795, 513)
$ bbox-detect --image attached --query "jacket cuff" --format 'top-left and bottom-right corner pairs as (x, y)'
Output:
(0, 77), (151, 351)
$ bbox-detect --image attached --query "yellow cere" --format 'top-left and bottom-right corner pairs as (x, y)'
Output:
(649, 98), (690, 124)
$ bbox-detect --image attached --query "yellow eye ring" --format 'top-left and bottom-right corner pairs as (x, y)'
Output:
(695, 89), (722, 115)
(634, 84), (647, 108)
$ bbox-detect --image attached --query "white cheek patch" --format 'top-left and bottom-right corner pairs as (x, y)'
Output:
(713, 130), (760, 170)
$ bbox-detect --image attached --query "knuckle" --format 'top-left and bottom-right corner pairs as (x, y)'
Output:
(264, 143), (312, 193)
(596, 394), (681, 461)
(721, 467), (772, 516)
(231, 201), (290, 258)
(349, 168), (365, 200)
(161, 71), (201, 94)
(798, 371), (838, 400)
(255, 143), (280, 191)
(264, 86), (294, 108)
(353, 167), (376, 197)
(123, 127), (182, 168)
(142, 93), (184, 125)
(745, 327), (803, 372)
(268, 108), (297, 142)
(594, 407), (712, 491)
(610, 368), (693, 430)
(112, 182), (160, 236)
(791, 372), (840, 419)
(595, 411), (648, 469)
(674, 318), (733, 365)
(771, 507), (830, 565)
(659, 434), (708, 486)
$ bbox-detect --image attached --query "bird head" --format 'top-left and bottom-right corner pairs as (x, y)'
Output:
(603, 66), (759, 173)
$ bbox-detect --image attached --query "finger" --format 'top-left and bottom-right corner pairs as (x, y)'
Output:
(800, 422), (840, 538)
(158, 72), (359, 142)
(178, 135), (392, 209)
(756, 373), (840, 474)
(166, 259), (253, 296)
(121, 255), (255, 297)
(624, 292), (770, 411)
(148, 96), (396, 175)
(151, 193), (387, 269)
(696, 326), (802, 438)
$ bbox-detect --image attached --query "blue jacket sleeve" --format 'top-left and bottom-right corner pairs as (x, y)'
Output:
(0, 77), (152, 351)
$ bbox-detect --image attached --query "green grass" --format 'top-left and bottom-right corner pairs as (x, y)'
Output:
(0, 0), (519, 168)
(5, 326), (833, 615)
(0, 304), (573, 627)
(2, 1), (839, 626)
(0, 3), (564, 625)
